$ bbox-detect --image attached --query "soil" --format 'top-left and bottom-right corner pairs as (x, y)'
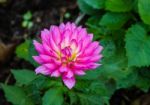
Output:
(0, 0), (149, 105)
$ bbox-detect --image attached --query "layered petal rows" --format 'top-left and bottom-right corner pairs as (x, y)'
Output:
(33, 22), (103, 89)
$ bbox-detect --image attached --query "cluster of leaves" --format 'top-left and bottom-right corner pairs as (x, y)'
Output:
(1, 0), (150, 105)
(22, 11), (33, 29)
(78, 0), (150, 104)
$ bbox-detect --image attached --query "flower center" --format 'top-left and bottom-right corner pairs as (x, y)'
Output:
(57, 46), (77, 64)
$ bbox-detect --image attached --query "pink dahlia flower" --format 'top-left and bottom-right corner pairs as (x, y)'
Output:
(33, 22), (103, 89)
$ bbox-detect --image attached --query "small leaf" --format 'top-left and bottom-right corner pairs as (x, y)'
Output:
(83, 0), (105, 9)
(125, 24), (150, 67)
(16, 40), (38, 66)
(1, 84), (34, 105)
(11, 69), (37, 85)
(77, 0), (99, 15)
(27, 22), (33, 29)
(105, 0), (133, 12)
(138, 0), (150, 25)
(100, 12), (130, 30)
(22, 21), (28, 28)
(23, 11), (32, 20)
(42, 88), (64, 105)
(16, 40), (30, 61)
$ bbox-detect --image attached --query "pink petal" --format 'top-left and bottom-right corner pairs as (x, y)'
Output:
(63, 77), (76, 89)
(49, 31), (60, 52)
(70, 39), (78, 52)
(51, 26), (61, 45)
(65, 70), (74, 78)
(32, 56), (43, 64)
(44, 63), (57, 70)
(33, 40), (44, 54)
(61, 30), (71, 47)
(90, 55), (102, 62)
(35, 66), (50, 75)
(77, 28), (87, 40)
(65, 22), (72, 30)
(43, 43), (51, 54)
(71, 23), (76, 31)
(71, 30), (78, 40)
(74, 70), (85, 75)
(51, 70), (61, 77)
(73, 63), (87, 70)
(93, 46), (103, 54)
(59, 66), (68, 72)
(81, 34), (93, 51)
(87, 63), (101, 69)
(83, 41), (99, 55)
(40, 54), (52, 62)
(59, 23), (65, 32)
(41, 29), (50, 45)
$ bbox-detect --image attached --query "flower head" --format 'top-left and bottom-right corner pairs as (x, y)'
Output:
(33, 22), (103, 89)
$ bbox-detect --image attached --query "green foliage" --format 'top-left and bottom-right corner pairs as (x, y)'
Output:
(12, 69), (37, 85)
(100, 12), (130, 30)
(78, 93), (102, 105)
(138, 0), (150, 25)
(77, 0), (99, 15)
(42, 88), (64, 105)
(16, 40), (38, 66)
(77, 0), (150, 104)
(105, 0), (134, 12)
(22, 11), (33, 29)
(1, 84), (34, 105)
(125, 24), (150, 67)
(83, 0), (105, 9)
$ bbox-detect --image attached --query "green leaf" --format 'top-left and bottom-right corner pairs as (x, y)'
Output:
(68, 92), (78, 105)
(100, 55), (130, 80)
(25, 84), (42, 105)
(32, 75), (62, 90)
(23, 11), (32, 20)
(77, 0), (99, 15)
(16, 40), (38, 66)
(118, 68), (150, 91)
(77, 69), (102, 80)
(138, 0), (150, 25)
(27, 22), (33, 29)
(100, 42), (128, 80)
(1, 84), (34, 105)
(83, 0), (105, 9)
(78, 93), (103, 105)
(135, 69), (150, 91)
(105, 0), (133, 12)
(125, 24), (150, 67)
(16, 40), (30, 61)
(86, 16), (107, 40)
(22, 21), (28, 28)
(11, 69), (37, 85)
(101, 38), (116, 58)
(100, 12), (130, 30)
(42, 88), (64, 105)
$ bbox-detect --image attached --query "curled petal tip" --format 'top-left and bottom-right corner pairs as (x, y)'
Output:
(63, 77), (75, 89)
